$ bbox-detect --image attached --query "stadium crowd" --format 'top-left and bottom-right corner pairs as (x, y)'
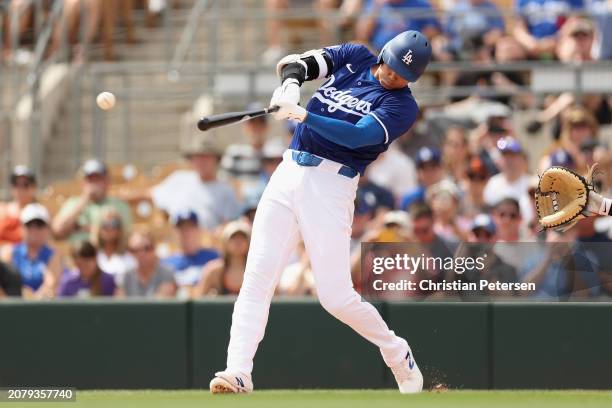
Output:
(1, 0), (612, 300)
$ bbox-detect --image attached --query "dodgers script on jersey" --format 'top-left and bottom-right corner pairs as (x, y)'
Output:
(289, 43), (420, 175)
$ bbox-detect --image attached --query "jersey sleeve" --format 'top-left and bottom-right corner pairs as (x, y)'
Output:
(323, 43), (376, 75)
(368, 94), (419, 144)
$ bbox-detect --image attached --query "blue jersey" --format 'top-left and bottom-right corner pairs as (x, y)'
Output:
(162, 248), (219, 286)
(364, 0), (440, 52)
(290, 43), (419, 175)
(515, 0), (584, 38)
(12, 243), (54, 291)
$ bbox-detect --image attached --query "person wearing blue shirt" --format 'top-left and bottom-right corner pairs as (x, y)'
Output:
(210, 31), (432, 395)
(10, 203), (60, 299)
(513, 0), (584, 58)
(357, 0), (441, 52)
(161, 210), (218, 294)
(520, 229), (600, 299)
(400, 146), (444, 210)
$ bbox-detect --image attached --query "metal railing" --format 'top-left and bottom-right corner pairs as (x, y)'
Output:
(167, 0), (212, 81)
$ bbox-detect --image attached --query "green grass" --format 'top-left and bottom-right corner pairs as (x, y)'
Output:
(5, 390), (612, 408)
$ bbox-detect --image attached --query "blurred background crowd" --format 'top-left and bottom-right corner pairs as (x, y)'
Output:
(1, 0), (612, 300)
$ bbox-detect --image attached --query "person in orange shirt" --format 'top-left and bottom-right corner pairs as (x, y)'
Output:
(0, 166), (38, 246)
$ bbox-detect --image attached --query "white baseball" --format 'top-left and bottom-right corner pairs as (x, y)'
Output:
(96, 92), (116, 110)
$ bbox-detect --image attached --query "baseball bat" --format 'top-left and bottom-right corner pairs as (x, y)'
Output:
(197, 106), (280, 131)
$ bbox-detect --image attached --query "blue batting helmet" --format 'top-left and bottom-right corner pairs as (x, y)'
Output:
(377, 31), (432, 82)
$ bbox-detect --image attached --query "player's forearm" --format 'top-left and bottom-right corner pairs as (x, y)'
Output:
(52, 197), (88, 238)
(278, 49), (333, 86)
(303, 112), (385, 148)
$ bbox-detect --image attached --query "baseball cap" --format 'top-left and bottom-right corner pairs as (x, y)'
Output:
(170, 210), (199, 226)
(10, 165), (36, 185)
(471, 213), (496, 235)
(354, 195), (376, 216)
(415, 146), (441, 167)
(82, 159), (107, 177)
(20, 203), (50, 225)
(467, 157), (489, 179)
(222, 220), (251, 240)
(496, 137), (522, 154)
(566, 107), (597, 129)
(383, 211), (410, 228)
(568, 18), (594, 36)
(550, 149), (575, 168)
(426, 179), (461, 202)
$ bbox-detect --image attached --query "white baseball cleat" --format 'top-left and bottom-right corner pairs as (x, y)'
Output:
(390, 350), (423, 394)
(209, 371), (253, 394)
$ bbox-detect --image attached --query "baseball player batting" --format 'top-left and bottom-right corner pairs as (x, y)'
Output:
(209, 31), (432, 394)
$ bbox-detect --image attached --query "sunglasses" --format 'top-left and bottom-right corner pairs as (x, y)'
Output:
(129, 244), (154, 253)
(25, 219), (47, 229)
(101, 219), (122, 229)
(497, 211), (519, 220)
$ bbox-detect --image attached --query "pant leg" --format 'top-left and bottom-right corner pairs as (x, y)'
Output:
(226, 160), (301, 375)
(296, 167), (409, 368)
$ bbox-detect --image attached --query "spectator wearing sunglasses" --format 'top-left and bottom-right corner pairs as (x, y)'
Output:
(90, 208), (136, 281)
(400, 147), (445, 211)
(491, 198), (536, 272)
(58, 241), (117, 297)
(8, 204), (60, 299)
(520, 228), (600, 299)
(409, 204), (456, 296)
(0, 165), (38, 246)
(118, 229), (176, 298)
(492, 198), (522, 243)
(449, 214), (518, 298)
(483, 137), (534, 226)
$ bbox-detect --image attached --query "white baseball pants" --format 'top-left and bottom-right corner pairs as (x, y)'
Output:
(226, 150), (409, 375)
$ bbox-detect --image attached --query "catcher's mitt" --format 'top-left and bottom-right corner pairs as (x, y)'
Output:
(535, 165), (603, 232)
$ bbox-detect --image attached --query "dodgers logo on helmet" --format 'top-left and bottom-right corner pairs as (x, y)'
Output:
(378, 31), (432, 82)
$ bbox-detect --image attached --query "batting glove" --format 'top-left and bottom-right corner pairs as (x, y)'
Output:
(270, 78), (300, 106)
(270, 80), (306, 122)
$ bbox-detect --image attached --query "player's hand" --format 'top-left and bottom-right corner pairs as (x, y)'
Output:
(272, 99), (307, 122)
(270, 84), (307, 122)
(270, 78), (300, 107)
